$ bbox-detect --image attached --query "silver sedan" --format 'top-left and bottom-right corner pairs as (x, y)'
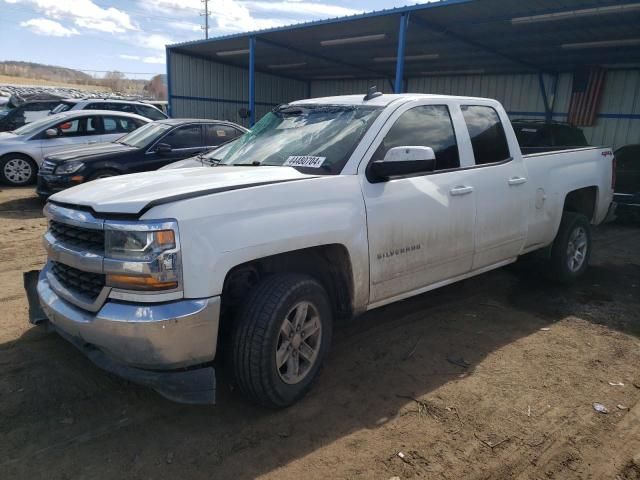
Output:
(0, 110), (150, 186)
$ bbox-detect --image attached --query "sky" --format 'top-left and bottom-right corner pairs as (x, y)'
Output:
(0, 0), (434, 80)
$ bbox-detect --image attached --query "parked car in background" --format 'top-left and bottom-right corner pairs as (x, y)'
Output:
(0, 100), (66, 132)
(160, 138), (240, 170)
(0, 110), (149, 186)
(143, 100), (168, 116)
(613, 144), (640, 220)
(50, 99), (168, 121)
(512, 120), (589, 154)
(37, 118), (247, 197)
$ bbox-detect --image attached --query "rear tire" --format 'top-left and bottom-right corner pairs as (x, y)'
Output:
(549, 212), (592, 283)
(231, 273), (333, 408)
(0, 154), (37, 186)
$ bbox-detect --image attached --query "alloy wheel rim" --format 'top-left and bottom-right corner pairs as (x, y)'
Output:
(4, 158), (32, 184)
(275, 301), (322, 385)
(566, 226), (588, 272)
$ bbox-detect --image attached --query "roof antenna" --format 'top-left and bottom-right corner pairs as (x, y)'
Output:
(363, 85), (383, 101)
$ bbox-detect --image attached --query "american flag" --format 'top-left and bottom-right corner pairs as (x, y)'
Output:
(567, 67), (606, 127)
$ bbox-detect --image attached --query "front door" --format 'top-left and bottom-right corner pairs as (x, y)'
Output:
(38, 116), (95, 160)
(136, 124), (206, 172)
(361, 103), (477, 305)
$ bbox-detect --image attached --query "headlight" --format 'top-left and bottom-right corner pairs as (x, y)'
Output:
(54, 161), (84, 175)
(104, 224), (181, 292)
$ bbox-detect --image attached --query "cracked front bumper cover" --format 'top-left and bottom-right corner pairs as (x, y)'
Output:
(33, 270), (221, 404)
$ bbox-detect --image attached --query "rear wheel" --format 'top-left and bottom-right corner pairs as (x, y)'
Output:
(231, 273), (332, 408)
(0, 154), (37, 186)
(549, 212), (592, 283)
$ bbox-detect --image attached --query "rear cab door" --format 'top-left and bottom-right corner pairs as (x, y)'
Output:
(203, 123), (245, 149)
(359, 98), (478, 305)
(458, 102), (529, 269)
(99, 115), (147, 143)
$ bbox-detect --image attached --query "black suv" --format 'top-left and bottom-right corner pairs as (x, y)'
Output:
(512, 120), (589, 155)
(37, 119), (248, 197)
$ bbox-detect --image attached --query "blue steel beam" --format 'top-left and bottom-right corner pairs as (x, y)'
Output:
(255, 36), (392, 81)
(394, 13), (409, 93)
(249, 36), (256, 127)
(538, 73), (551, 121)
(165, 47), (173, 117)
(408, 15), (549, 73)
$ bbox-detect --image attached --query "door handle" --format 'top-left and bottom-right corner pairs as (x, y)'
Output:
(449, 185), (474, 196)
(88, 141), (98, 144)
(508, 176), (527, 186)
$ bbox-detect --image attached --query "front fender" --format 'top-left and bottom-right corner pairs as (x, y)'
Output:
(144, 175), (370, 312)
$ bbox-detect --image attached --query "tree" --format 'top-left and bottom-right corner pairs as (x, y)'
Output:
(103, 70), (126, 93)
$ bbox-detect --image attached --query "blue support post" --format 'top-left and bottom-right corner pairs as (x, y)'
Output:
(538, 72), (551, 122)
(394, 13), (408, 94)
(165, 47), (172, 117)
(248, 36), (256, 127)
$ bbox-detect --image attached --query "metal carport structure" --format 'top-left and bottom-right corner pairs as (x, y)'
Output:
(166, 0), (640, 148)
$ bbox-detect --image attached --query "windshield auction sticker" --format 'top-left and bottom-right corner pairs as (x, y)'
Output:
(283, 156), (326, 168)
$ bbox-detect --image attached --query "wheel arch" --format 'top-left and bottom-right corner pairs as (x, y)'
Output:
(563, 186), (598, 223)
(220, 244), (355, 322)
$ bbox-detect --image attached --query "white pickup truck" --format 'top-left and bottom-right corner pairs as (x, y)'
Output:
(34, 93), (614, 407)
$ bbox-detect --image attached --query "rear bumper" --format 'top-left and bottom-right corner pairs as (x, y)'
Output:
(36, 270), (221, 403)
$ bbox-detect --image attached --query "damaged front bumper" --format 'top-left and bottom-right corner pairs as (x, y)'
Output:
(34, 269), (220, 404)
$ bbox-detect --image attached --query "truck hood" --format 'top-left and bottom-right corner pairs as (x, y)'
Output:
(50, 166), (319, 214)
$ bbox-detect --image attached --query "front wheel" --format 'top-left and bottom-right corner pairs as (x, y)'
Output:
(231, 273), (333, 408)
(549, 212), (592, 283)
(0, 154), (37, 186)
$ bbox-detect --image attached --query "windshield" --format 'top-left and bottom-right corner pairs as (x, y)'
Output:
(12, 113), (67, 136)
(201, 139), (239, 162)
(216, 104), (382, 174)
(117, 122), (172, 148)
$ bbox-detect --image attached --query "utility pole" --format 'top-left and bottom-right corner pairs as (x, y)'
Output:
(201, 0), (209, 39)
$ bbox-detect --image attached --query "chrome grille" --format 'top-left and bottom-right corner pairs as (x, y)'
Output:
(40, 160), (56, 175)
(51, 261), (105, 301)
(49, 220), (104, 254)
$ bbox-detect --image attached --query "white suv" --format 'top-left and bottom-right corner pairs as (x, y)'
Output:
(50, 99), (168, 121)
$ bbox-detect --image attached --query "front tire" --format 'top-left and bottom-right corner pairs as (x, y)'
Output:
(0, 154), (37, 186)
(231, 274), (333, 408)
(549, 212), (592, 283)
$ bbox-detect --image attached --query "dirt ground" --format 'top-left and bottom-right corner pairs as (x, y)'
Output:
(0, 186), (639, 480)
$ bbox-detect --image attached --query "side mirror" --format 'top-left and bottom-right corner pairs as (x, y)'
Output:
(370, 146), (436, 181)
(155, 143), (172, 154)
(45, 128), (58, 138)
(238, 107), (250, 119)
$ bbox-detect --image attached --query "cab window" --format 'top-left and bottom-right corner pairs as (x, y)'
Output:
(461, 105), (510, 165)
(204, 124), (243, 146)
(103, 116), (143, 133)
(136, 105), (166, 121)
(52, 118), (82, 137)
(373, 105), (460, 171)
(161, 125), (203, 149)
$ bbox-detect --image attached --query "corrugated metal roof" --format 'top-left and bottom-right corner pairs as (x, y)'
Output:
(167, 0), (640, 79)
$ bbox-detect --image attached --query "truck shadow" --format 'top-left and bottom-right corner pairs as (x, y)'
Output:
(0, 192), (45, 220)
(1, 225), (638, 479)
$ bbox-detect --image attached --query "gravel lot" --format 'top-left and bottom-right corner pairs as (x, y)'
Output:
(1, 186), (639, 479)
